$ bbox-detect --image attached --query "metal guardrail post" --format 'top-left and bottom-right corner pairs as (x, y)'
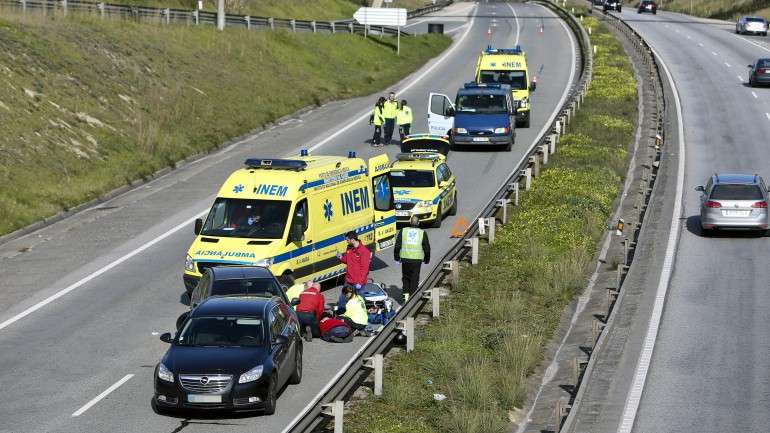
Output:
(540, 145), (549, 165)
(331, 21), (335, 33)
(192, 9), (198, 25)
(320, 401), (344, 433)
(348, 22), (353, 33)
(496, 198), (510, 224)
(290, 19), (296, 32)
(423, 288), (440, 317)
(529, 155), (540, 177)
(442, 260), (459, 289)
(244, 15), (250, 29)
(363, 354), (384, 396)
(311, 20), (316, 33)
(268, 17), (274, 30)
(549, 134), (558, 154)
(216, 0), (224, 31)
(21, 0), (27, 13)
(164, 8), (170, 24)
(397, 317), (415, 352)
(486, 217), (495, 244)
(61, 0), (67, 15)
(521, 168), (532, 190)
(507, 181), (519, 206)
(465, 237), (479, 265)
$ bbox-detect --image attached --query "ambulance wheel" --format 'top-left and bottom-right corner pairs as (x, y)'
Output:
(431, 204), (443, 228)
(449, 193), (458, 216)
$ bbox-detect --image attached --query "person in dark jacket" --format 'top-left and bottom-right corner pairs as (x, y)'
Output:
(319, 312), (353, 343)
(394, 216), (431, 296)
(295, 282), (325, 341)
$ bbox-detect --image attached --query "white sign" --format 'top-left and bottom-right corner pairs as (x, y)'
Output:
(353, 7), (407, 27)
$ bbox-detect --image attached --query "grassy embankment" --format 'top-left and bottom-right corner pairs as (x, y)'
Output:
(345, 15), (638, 433)
(0, 10), (450, 236)
(654, 0), (770, 20)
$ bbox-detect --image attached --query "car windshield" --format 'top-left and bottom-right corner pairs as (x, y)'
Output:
(212, 278), (282, 298)
(390, 170), (436, 188)
(177, 316), (264, 347)
(757, 59), (770, 68)
(201, 198), (291, 239)
(478, 70), (527, 90)
(747, 18), (766, 23)
(456, 94), (508, 114)
(710, 184), (764, 200)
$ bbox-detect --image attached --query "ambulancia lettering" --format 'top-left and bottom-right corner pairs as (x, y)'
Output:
(341, 187), (370, 215)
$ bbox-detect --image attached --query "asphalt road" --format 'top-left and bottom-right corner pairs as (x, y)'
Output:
(0, 2), (578, 433)
(601, 8), (770, 433)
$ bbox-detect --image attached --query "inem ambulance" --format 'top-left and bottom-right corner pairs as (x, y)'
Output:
(182, 150), (396, 293)
(474, 45), (536, 128)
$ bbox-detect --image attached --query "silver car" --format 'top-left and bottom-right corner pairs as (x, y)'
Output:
(736, 16), (768, 36)
(696, 173), (769, 235)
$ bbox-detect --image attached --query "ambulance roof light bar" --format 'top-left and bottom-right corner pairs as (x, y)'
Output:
(484, 45), (523, 55)
(244, 159), (308, 171)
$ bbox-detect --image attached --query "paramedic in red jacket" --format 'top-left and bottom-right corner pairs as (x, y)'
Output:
(337, 231), (372, 287)
(295, 282), (325, 341)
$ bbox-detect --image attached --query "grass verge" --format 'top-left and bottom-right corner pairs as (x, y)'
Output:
(345, 15), (637, 433)
(0, 11), (450, 236)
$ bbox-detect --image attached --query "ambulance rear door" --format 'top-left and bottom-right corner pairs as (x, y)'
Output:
(368, 154), (397, 251)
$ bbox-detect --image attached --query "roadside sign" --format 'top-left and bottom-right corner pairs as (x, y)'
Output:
(353, 7), (407, 26)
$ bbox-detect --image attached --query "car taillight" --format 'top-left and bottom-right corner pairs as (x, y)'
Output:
(705, 201), (722, 208)
(752, 201), (768, 208)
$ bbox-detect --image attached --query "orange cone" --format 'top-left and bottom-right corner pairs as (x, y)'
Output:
(450, 216), (470, 238)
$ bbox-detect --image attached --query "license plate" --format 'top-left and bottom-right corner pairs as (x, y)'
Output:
(723, 210), (750, 217)
(395, 210), (409, 217)
(187, 394), (222, 403)
(472, 137), (489, 142)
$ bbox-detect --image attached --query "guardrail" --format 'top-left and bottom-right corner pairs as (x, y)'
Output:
(284, 1), (593, 432)
(0, 0), (452, 35)
(556, 4), (667, 433)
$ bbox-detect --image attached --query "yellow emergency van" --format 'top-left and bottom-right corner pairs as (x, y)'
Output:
(182, 150), (396, 293)
(474, 45), (537, 128)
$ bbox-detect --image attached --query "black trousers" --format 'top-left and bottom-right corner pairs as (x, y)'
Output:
(342, 316), (367, 331)
(372, 125), (382, 145)
(399, 123), (411, 141)
(383, 118), (396, 143)
(297, 312), (321, 338)
(401, 260), (422, 294)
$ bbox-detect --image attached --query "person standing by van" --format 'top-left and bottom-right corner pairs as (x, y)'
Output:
(383, 92), (398, 144)
(370, 97), (386, 147)
(394, 216), (431, 295)
(337, 231), (372, 288)
(397, 99), (412, 142)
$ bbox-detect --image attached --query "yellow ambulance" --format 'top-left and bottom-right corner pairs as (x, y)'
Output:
(474, 45), (536, 128)
(182, 150), (396, 293)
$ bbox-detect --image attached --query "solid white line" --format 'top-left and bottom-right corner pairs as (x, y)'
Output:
(698, 42), (704, 47)
(766, 112), (770, 121)
(686, 35), (692, 39)
(711, 51), (718, 56)
(0, 213), (205, 332)
(307, 4), (478, 153)
(734, 33), (770, 54)
(72, 374), (134, 417)
(753, 91), (758, 98)
(507, 1), (521, 46)
(617, 45), (686, 433)
(724, 62), (731, 67)
(738, 74), (744, 81)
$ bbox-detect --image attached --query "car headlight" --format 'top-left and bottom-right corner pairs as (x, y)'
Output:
(494, 127), (509, 134)
(453, 127), (467, 134)
(185, 254), (194, 272)
(158, 363), (174, 383)
(254, 258), (273, 268)
(417, 201), (433, 208)
(239, 365), (264, 384)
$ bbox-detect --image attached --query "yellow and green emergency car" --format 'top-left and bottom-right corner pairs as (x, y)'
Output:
(183, 150), (396, 293)
(392, 134), (457, 228)
(474, 45), (536, 128)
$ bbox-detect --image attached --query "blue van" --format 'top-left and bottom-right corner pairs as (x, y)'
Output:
(427, 83), (516, 151)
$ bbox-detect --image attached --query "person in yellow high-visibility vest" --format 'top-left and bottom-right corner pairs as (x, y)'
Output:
(397, 99), (413, 142)
(340, 285), (369, 335)
(394, 216), (431, 295)
(382, 92), (399, 144)
(369, 96), (386, 147)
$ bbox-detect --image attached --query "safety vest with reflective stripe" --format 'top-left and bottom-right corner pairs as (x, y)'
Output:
(372, 105), (384, 126)
(383, 100), (398, 119)
(400, 227), (425, 261)
(342, 295), (368, 325)
(397, 106), (413, 125)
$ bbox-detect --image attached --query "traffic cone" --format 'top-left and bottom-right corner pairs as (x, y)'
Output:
(450, 216), (470, 238)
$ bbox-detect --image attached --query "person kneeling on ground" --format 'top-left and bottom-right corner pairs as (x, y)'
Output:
(340, 285), (369, 336)
(295, 282), (325, 342)
(319, 312), (353, 343)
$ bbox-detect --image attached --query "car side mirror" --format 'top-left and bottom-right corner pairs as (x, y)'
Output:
(194, 218), (203, 235)
(160, 332), (173, 344)
(529, 81), (537, 91)
(439, 181), (449, 188)
(694, 185), (705, 192)
(291, 298), (300, 306)
(273, 334), (289, 345)
(446, 108), (455, 117)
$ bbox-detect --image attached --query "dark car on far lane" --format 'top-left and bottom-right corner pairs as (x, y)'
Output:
(604, 0), (622, 13)
(638, 0), (657, 14)
(154, 297), (302, 415)
(748, 59), (770, 87)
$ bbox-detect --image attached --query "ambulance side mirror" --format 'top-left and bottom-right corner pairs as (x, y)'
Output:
(194, 218), (203, 235)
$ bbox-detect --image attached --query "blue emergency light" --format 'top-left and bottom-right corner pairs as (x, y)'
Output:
(464, 82), (502, 89)
(244, 159), (308, 170)
(300, 148), (309, 156)
(348, 151), (357, 158)
(484, 45), (523, 55)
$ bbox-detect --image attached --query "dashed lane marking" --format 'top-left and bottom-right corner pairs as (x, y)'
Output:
(72, 374), (134, 417)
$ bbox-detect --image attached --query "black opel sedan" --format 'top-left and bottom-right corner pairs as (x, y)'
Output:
(154, 297), (302, 415)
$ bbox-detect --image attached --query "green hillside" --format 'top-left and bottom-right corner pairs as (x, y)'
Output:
(656, 0), (770, 20)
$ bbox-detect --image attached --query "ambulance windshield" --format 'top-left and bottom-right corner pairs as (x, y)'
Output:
(201, 198), (291, 239)
(479, 70), (527, 90)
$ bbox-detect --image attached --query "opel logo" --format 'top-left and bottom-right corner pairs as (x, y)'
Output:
(396, 204), (401, 209)
(200, 376), (210, 385)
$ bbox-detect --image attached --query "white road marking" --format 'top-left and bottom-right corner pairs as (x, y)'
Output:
(686, 35), (692, 39)
(753, 91), (759, 98)
(738, 74), (744, 81)
(766, 112), (770, 121)
(735, 33), (770, 54)
(307, 4), (478, 153)
(698, 42), (704, 47)
(711, 51), (718, 56)
(617, 45), (686, 433)
(675, 29), (680, 33)
(507, 1), (521, 46)
(72, 374), (134, 417)
(724, 62), (731, 67)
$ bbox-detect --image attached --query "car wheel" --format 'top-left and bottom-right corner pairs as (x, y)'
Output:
(653, 10), (656, 14)
(750, 76), (755, 87)
(504, 140), (512, 151)
(431, 203), (443, 228)
(764, 32), (768, 37)
(618, 6), (622, 12)
(288, 347), (303, 385)
(449, 192), (458, 216)
(263, 378), (278, 415)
